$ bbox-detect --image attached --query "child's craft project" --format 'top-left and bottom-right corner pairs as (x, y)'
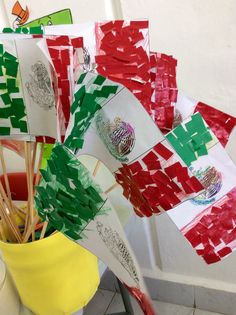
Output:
(0, 18), (236, 315)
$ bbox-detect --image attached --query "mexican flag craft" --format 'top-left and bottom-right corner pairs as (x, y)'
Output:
(0, 19), (236, 315)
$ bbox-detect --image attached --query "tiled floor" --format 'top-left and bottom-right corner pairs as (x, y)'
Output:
(19, 288), (225, 315)
(83, 289), (224, 315)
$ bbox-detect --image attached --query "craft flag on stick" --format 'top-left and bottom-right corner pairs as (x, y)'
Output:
(175, 96), (236, 148)
(0, 18), (235, 298)
(63, 73), (204, 219)
(35, 143), (156, 315)
(167, 114), (236, 264)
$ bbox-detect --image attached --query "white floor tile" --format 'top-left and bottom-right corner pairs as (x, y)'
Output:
(84, 289), (115, 315)
(154, 300), (194, 315)
(105, 292), (195, 315)
(145, 277), (195, 307)
(105, 292), (142, 314)
(194, 309), (224, 315)
(195, 286), (235, 315)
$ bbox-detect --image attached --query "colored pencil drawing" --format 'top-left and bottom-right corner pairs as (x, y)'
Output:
(96, 221), (140, 284)
(96, 113), (136, 162)
(25, 61), (55, 111)
(190, 166), (222, 205)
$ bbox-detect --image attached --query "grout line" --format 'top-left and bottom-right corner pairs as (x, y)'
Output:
(104, 291), (117, 315)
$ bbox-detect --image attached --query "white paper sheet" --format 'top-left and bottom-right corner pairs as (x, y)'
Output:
(16, 38), (57, 139)
(76, 84), (164, 173)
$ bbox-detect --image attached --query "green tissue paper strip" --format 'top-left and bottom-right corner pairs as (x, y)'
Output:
(64, 73), (118, 152)
(2, 26), (43, 35)
(35, 143), (107, 240)
(166, 112), (213, 166)
(0, 42), (28, 136)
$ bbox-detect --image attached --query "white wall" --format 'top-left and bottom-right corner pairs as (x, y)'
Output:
(0, 0), (9, 28)
(121, 0), (236, 116)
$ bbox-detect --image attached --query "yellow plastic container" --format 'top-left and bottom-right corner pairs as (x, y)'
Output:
(0, 232), (100, 315)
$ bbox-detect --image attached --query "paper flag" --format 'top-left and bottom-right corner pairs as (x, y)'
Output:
(16, 37), (57, 139)
(62, 73), (203, 219)
(68, 72), (164, 173)
(0, 36), (58, 140)
(175, 95), (236, 148)
(35, 143), (156, 315)
(167, 114), (236, 263)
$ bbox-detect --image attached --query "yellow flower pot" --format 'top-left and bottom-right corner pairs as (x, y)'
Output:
(0, 233), (100, 315)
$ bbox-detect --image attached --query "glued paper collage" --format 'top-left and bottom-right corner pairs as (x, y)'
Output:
(1, 11), (236, 315)
(0, 35), (57, 140)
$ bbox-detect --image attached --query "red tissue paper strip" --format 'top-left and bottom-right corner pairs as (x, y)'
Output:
(115, 142), (203, 217)
(95, 20), (152, 108)
(35, 136), (55, 144)
(46, 36), (84, 138)
(0, 139), (25, 157)
(182, 187), (236, 264)
(96, 21), (179, 135)
(195, 102), (236, 147)
(147, 52), (178, 133)
(125, 284), (156, 315)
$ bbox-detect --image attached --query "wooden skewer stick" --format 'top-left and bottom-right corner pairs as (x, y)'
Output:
(40, 221), (48, 240)
(0, 197), (21, 243)
(92, 160), (101, 177)
(34, 143), (45, 189)
(23, 142), (33, 238)
(104, 182), (119, 194)
(25, 142), (35, 241)
(13, 204), (26, 220)
(28, 143), (35, 240)
(0, 221), (7, 242)
(92, 159), (119, 194)
(0, 181), (12, 211)
(0, 143), (14, 213)
(31, 142), (37, 175)
(0, 182), (22, 240)
(23, 215), (39, 243)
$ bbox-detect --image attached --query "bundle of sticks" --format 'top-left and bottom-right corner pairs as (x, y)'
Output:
(0, 142), (119, 244)
(0, 141), (49, 243)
